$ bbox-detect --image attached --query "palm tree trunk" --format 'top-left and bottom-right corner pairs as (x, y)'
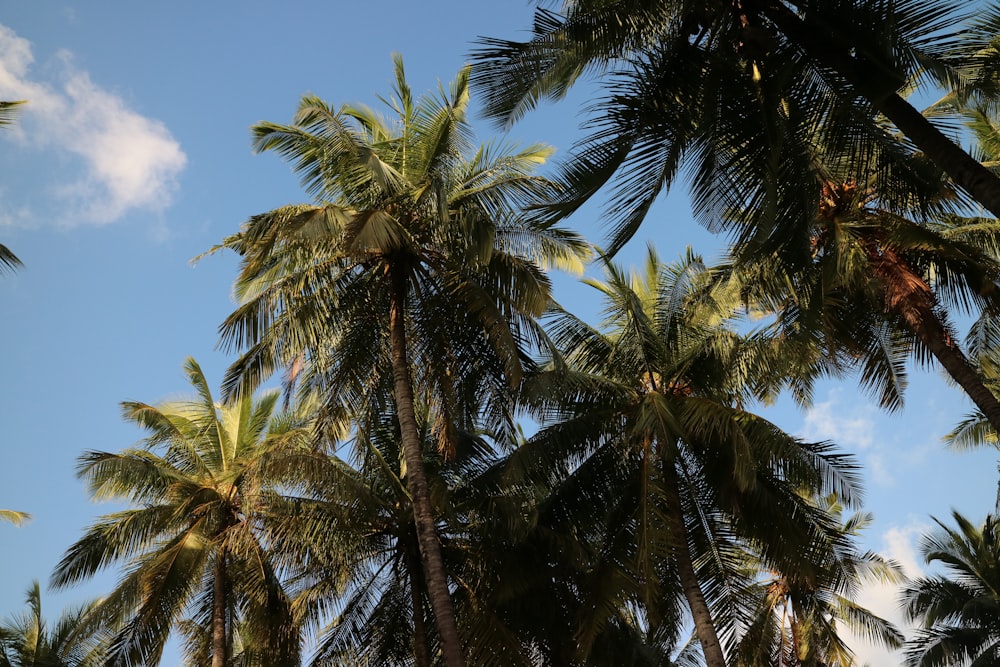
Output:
(212, 550), (228, 667)
(662, 463), (727, 667)
(761, 1), (1000, 219)
(408, 552), (432, 667)
(389, 270), (467, 667)
(873, 246), (1000, 434)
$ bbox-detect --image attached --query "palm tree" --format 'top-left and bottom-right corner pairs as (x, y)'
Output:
(259, 397), (531, 667)
(0, 100), (25, 274)
(0, 581), (106, 667)
(460, 426), (710, 666)
(471, 1), (1000, 250)
(206, 55), (588, 667)
(50, 358), (304, 667)
(917, 96), (1000, 453)
(902, 510), (1000, 666)
(734, 495), (904, 667)
(713, 162), (1000, 435)
(473, 3), (1000, 443)
(510, 247), (861, 667)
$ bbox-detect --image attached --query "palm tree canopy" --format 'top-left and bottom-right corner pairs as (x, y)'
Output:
(734, 494), (905, 667)
(207, 54), (589, 446)
(50, 357), (303, 667)
(902, 510), (1000, 666)
(509, 248), (862, 664)
(471, 0), (999, 253)
(0, 581), (106, 667)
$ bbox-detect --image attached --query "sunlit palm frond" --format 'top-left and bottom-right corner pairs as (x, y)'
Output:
(51, 359), (305, 666)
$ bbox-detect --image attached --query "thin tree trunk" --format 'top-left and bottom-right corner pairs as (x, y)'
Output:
(389, 269), (467, 667)
(212, 549), (228, 667)
(408, 552), (432, 667)
(761, 1), (1000, 219)
(872, 245), (1000, 434)
(662, 463), (727, 667)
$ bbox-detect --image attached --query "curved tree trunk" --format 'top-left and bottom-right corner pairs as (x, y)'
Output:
(212, 549), (228, 667)
(872, 245), (1000, 435)
(761, 1), (1000, 219)
(662, 463), (727, 667)
(408, 552), (432, 667)
(389, 270), (467, 667)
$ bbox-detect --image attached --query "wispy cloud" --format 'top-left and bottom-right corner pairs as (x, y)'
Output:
(799, 387), (957, 491)
(845, 522), (928, 666)
(801, 391), (877, 451)
(0, 24), (186, 226)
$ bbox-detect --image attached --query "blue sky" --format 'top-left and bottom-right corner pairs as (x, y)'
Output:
(0, 3), (997, 664)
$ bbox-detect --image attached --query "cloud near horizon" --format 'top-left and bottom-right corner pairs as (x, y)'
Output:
(0, 23), (186, 226)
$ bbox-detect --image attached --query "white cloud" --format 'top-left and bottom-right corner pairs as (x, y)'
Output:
(801, 391), (877, 450)
(0, 24), (186, 226)
(798, 389), (942, 488)
(845, 523), (929, 666)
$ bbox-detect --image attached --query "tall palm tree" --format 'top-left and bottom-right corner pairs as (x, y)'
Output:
(0, 581), (106, 667)
(918, 95), (1000, 453)
(511, 248), (861, 667)
(902, 510), (1000, 666)
(734, 495), (904, 667)
(0, 100), (25, 274)
(714, 164), (1000, 434)
(260, 397), (530, 667)
(472, 1), (1000, 251)
(206, 55), (588, 667)
(50, 358), (304, 667)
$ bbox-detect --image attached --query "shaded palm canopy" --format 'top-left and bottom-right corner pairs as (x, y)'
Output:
(204, 55), (588, 667)
(734, 494), (904, 667)
(259, 398), (522, 667)
(501, 248), (870, 667)
(50, 358), (304, 667)
(472, 1), (1000, 442)
(471, 0), (1000, 253)
(902, 510), (1000, 666)
(711, 160), (1000, 431)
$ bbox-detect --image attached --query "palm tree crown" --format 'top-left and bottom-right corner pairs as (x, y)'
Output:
(206, 54), (588, 667)
(511, 247), (861, 667)
(0, 581), (106, 667)
(903, 510), (1000, 666)
(51, 358), (303, 667)
(471, 0), (1000, 252)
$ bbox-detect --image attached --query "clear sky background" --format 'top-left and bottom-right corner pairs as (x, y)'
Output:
(0, 3), (997, 665)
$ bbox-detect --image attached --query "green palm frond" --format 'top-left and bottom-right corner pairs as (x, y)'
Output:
(511, 249), (868, 666)
(0, 581), (108, 667)
(0, 103), (25, 276)
(903, 511), (1000, 666)
(51, 358), (304, 667)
